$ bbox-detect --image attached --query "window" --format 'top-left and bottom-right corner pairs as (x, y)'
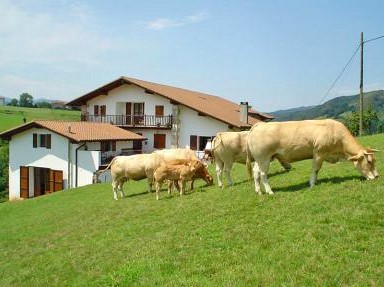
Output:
(190, 135), (197, 150)
(33, 134), (51, 149)
(101, 141), (116, 152)
(154, 134), (166, 149)
(94, 105), (99, 116)
(199, 136), (213, 151)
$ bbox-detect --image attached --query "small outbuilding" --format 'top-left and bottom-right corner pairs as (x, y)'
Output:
(0, 120), (145, 200)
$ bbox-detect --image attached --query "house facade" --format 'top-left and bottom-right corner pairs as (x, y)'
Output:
(0, 121), (145, 200)
(67, 76), (273, 154)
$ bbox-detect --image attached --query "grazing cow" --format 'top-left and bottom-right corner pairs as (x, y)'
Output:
(165, 159), (214, 189)
(211, 131), (292, 188)
(246, 119), (379, 195)
(97, 153), (165, 200)
(154, 160), (201, 200)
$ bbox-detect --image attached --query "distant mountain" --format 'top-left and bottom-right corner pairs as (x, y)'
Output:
(269, 90), (384, 121)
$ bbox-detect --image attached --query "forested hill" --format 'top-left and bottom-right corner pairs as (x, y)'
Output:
(270, 90), (384, 121)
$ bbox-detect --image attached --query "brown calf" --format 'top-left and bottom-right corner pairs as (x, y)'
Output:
(154, 160), (201, 200)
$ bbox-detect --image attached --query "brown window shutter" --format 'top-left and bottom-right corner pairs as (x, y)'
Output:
(50, 170), (63, 192)
(190, 135), (197, 150)
(46, 134), (51, 149)
(33, 134), (37, 148)
(155, 105), (164, 116)
(94, 105), (99, 116)
(112, 141), (116, 151)
(20, 166), (29, 198)
(100, 105), (106, 116)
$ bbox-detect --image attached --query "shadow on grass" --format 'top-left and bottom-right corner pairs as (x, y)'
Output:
(274, 175), (362, 193)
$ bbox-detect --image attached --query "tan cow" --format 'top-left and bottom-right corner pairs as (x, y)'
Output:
(97, 153), (165, 200)
(153, 148), (199, 162)
(246, 119), (379, 195)
(165, 159), (214, 190)
(211, 131), (291, 188)
(154, 160), (201, 200)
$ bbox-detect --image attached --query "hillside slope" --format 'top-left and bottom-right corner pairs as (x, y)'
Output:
(0, 135), (383, 286)
(0, 105), (80, 132)
(270, 90), (384, 121)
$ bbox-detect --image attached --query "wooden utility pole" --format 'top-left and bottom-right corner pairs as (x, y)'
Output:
(359, 32), (364, 136)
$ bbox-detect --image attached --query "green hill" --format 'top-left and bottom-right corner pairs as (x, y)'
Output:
(0, 105), (80, 132)
(271, 90), (384, 121)
(0, 134), (383, 286)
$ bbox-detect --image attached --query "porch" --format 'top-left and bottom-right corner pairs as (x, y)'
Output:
(81, 114), (173, 128)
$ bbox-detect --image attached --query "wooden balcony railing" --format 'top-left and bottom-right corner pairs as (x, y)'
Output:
(81, 114), (173, 128)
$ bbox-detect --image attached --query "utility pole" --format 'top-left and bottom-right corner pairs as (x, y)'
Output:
(359, 32), (364, 136)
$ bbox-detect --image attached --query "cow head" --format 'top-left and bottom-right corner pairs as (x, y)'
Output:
(348, 148), (379, 180)
(195, 163), (214, 185)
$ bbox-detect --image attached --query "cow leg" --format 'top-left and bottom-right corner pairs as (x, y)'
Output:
(112, 180), (119, 200)
(310, 156), (323, 187)
(215, 160), (224, 188)
(178, 180), (184, 196)
(223, 161), (234, 186)
(259, 161), (273, 195)
(119, 179), (126, 199)
(147, 176), (153, 193)
(167, 180), (173, 195)
(252, 162), (262, 195)
(156, 182), (161, 200)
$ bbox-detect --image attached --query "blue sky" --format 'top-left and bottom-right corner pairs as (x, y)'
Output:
(0, 0), (383, 112)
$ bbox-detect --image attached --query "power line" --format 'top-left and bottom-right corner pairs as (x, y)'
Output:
(364, 35), (384, 44)
(318, 45), (360, 105)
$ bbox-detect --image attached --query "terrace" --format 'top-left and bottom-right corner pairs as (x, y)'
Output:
(81, 114), (173, 129)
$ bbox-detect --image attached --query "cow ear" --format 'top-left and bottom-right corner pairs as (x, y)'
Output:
(348, 155), (360, 161)
(367, 147), (379, 153)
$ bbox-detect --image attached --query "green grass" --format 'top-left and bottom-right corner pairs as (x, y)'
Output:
(1, 135), (384, 286)
(0, 105), (80, 132)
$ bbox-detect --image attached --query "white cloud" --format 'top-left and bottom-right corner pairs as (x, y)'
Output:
(146, 11), (208, 31)
(0, 1), (112, 66)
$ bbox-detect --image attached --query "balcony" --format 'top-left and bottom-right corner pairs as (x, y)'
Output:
(81, 114), (173, 128)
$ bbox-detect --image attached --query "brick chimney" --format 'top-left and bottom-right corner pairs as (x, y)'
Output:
(239, 102), (248, 124)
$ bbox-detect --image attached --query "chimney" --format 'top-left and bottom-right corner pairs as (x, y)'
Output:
(239, 102), (248, 124)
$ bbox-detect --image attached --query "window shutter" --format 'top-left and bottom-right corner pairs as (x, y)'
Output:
(94, 105), (99, 116)
(46, 134), (51, 149)
(33, 134), (37, 148)
(190, 135), (197, 150)
(112, 141), (116, 151)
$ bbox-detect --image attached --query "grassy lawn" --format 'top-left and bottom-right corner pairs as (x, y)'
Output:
(0, 105), (80, 132)
(0, 135), (384, 286)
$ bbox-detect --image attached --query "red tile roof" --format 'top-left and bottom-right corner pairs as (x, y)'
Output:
(0, 120), (146, 142)
(66, 76), (273, 128)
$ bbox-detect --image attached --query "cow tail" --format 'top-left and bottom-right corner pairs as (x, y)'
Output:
(97, 157), (117, 175)
(210, 134), (222, 163)
(246, 137), (254, 181)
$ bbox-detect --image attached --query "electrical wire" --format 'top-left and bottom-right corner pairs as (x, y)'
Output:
(318, 45), (360, 105)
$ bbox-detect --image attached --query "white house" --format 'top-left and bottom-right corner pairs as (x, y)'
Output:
(66, 76), (273, 154)
(0, 120), (145, 200)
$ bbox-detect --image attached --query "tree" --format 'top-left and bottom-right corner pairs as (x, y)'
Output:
(342, 106), (379, 136)
(19, 93), (34, 107)
(34, 101), (52, 109)
(0, 140), (9, 202)
(7, 98), (18, 106)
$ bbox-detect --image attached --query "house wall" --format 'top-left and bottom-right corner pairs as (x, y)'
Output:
(178, 106), (228, 149)
(9, 128), (70, 200)
(86, 85), (173, 116)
